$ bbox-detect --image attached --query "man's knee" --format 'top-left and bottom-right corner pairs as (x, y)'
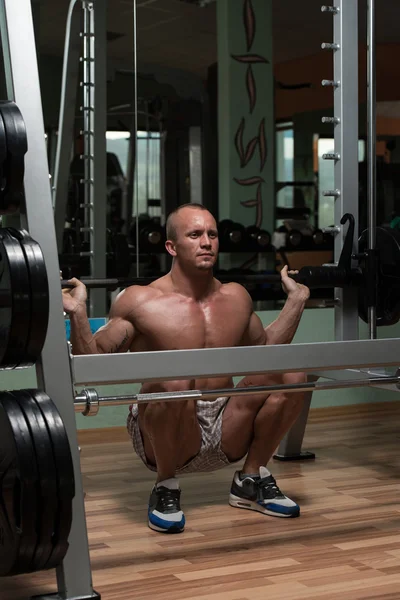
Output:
(265, 373), (307, 412)
(282, 371), (307, 386)
(140, 399), (197, 430)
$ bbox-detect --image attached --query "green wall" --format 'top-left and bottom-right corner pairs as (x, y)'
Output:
(217, 0), (274, 232)
(1, 307), (399, 431)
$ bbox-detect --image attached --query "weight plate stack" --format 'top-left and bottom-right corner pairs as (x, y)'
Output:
(29, 389), (75, 570)
(12, 390), (58, 572)
(0, 101), (27, 214)
(0, 228), (31, 368)
(9, 228), (49, 364)
(0, 392), (39, 576)
(358, 227), (400, 326)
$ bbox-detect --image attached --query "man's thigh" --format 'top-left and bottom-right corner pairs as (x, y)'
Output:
(137, 400), (202, 469)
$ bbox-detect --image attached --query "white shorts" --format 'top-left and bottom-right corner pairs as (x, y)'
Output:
(126, 397), (235, 474)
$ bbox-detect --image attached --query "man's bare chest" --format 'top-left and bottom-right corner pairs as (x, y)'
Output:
(131, 296), (249, 350)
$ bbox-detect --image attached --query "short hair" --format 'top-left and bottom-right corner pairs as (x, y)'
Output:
(166, 203), (210, 241)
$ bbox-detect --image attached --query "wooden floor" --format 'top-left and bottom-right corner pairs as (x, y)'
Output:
(4, 402), (400, 600)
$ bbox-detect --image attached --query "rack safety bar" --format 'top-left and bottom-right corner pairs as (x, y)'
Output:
(74, 374), (400, 416)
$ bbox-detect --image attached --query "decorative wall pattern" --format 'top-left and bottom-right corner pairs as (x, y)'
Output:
(232, 0), (270, 228)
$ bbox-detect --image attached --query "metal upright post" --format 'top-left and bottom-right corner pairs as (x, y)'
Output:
(275, 0), (360, 459)
(330, 0), (359, 342)
(53, 0), (82, 251)
(80, 1), (95, 256)
(133, 0), (139, 277)
(81, 0), (107, 316)
(0, 0), (97, 598)
(367, 0), (377, 339)
(54, 0), (107, 315)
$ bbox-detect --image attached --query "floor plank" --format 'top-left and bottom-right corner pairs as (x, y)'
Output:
(3, 401), (400, 600)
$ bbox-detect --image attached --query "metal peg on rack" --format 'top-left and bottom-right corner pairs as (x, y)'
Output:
(322, 226), (341, 235)
(322, 116), (340, 124)
(322, 79), (340, 87)
(322, 152), (340, 160)
(322, 190), (341, 197)
(321, 42), (340, 50)
(321, 5), (339, 14)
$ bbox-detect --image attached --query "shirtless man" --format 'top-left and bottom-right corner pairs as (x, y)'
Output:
(62, 203), (310, 534)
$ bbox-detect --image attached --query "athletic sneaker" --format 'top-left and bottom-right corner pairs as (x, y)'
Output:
(229, 466), (300, 518)
(148, 478), (185, 533)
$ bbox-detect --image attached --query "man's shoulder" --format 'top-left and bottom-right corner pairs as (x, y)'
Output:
(111, 284), (164, 317)
(218, 281), (252, 303)
(120, 283), (164, 304)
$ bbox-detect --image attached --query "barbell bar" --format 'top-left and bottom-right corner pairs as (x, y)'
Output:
(60, 267), (355, 291)
(74, 374), (400, 416)
(61, 273), (283, 289)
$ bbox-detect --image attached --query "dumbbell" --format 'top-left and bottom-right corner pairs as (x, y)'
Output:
(312, 229), (325, 246)
(275, 226), (304, 250)
(218, 220), (246, 251)
(303, 228), (333, 251)
(130, 219), (166, 253)
(245, 226), (272, 251)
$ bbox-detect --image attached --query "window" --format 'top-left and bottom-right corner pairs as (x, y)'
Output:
(317, 137), (365, 229)
(276, 122), (294, 208)
(106, 130), (161, 216)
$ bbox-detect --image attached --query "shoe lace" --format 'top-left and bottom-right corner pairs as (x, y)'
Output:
(157, 487), (181, 512)
(256, 475), (285, 500)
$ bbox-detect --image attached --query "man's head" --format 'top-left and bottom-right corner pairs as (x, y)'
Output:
(165, 203), (218, 271)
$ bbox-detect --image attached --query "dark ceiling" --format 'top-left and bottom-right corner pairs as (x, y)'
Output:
(37, 0), (400, 78)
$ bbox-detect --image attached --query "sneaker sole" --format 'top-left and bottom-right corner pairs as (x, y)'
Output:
(229, 494), (300, 518)
(148, 520), (185, 534)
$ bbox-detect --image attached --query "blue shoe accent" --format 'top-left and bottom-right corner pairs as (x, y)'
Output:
(261, 501), (300, 517)
(148, 509), (185, 532)
(148, 484), (185, 533)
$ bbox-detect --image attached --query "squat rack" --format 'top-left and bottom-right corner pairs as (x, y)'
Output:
(0, 1), (398, 600)
(0, 0), (96, 598)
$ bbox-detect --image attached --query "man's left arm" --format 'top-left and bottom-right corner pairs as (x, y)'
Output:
(264, 266), (309, 346)
(240, 266), (309, 347)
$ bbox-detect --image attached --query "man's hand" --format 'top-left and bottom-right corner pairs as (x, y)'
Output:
(280, 265), (310, 301)
(62, 277), (87, 315)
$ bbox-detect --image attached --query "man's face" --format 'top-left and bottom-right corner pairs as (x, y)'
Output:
(168, 208), (219, 270)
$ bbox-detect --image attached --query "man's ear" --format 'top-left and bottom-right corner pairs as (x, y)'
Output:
(165, 240), (177, 257)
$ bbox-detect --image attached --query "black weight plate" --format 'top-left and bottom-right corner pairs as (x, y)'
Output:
(0, 101), (27, 214)
(0, 229), (31, 368)
(12, 390), (58, 572)
(0, 392), (39, 576)
(358, 227), (400, 326)
(29, 390), (75, 570)
(8, 228), (49, 364)
(0, 394), (20, 575)
(0, 110), (8, 193)
(0, 231), (12, 365)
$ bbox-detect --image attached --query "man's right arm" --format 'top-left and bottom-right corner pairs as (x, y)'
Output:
(63, 279), (137, 355)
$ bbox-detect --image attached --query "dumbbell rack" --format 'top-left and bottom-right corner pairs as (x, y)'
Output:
(0, 0), (98, 598)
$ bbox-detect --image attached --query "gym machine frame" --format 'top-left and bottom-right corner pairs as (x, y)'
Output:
(0, 0), (98, 598)
(52, 0), (107, 318)
(277, 0), (361, 458)
(0, 1), (398, 600)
